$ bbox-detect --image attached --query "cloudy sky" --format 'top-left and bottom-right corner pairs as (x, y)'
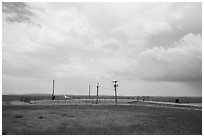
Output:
(2, 2), (202, 96)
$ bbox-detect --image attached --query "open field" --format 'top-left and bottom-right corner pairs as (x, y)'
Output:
(2, 103), (202, 135)
(2, 94), (202, 110)
(2, 94), (202, 103)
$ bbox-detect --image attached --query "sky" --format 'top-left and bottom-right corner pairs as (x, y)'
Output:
(2, 2), (202, 96)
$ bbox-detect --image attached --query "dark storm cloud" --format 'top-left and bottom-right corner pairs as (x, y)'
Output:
(2, 2), (33, 23)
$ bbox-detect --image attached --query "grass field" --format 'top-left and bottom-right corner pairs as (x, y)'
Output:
(2, 104), (202, 135)
(2, 94), (202, 103)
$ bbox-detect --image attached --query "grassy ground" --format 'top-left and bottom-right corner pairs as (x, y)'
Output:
(2, 104), (202, 135)
(3, 95), (202, 103)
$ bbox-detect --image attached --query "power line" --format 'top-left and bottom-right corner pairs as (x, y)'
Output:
(99, 85), (113, 91)
(118, 86), (125, 93)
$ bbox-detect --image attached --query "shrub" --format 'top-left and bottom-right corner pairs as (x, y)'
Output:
(20, 97), (32, 104)
(15, 115), (23, 118)
(38, 116), (43, 119)
(175, 99), (180, 103)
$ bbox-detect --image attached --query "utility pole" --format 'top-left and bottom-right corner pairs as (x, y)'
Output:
(89, 84), (91, 99)
(52, 80), (55, 100)
(112, 80), (118, 105)
(96, 83), (99, 104)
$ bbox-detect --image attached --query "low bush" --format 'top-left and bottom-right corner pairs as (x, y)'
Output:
(20, 97), (32, 104)
(175, 99), (180, 103)
(15, 115), (23, 118)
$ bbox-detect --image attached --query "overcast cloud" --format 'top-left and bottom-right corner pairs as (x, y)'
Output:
(2, 2), (202, 96)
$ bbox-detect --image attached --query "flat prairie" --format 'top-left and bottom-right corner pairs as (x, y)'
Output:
(2, 104), (202, 135)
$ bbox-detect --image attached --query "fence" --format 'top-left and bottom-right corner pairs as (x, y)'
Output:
(30, 96), (151, 105)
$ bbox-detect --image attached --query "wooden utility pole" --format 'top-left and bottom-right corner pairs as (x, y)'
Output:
(96, 83), (99, 104)
(89, 84), (91, 99)
(112, 80), (118, 105)
(52, 80), (55, 100)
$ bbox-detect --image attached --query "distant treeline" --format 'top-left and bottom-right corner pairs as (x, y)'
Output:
(2, 95), (202, 103)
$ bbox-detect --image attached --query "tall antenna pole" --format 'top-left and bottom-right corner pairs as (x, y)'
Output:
(52, 80), (55, 100)
(89, 84), (91, 99)
(112, 80), (118, 105)
(96, 83), (99, 104)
